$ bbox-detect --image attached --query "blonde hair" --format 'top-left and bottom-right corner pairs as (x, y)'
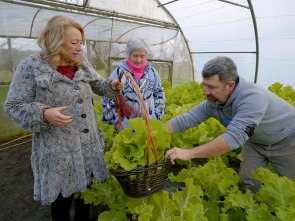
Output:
(37, 15), (85, 68)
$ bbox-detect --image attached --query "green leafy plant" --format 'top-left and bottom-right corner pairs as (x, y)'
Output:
(79, 157), (295, 220)
(253, 168), (295, 211)
(105, 117), (171, 172)
(84, 81), (295, 220)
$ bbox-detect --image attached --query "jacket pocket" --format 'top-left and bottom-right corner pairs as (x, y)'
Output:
(264, 127), (288, 141)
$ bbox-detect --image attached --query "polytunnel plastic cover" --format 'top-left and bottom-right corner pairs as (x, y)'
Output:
(0, 0), (193, 87)
(1, 0), (294, 88)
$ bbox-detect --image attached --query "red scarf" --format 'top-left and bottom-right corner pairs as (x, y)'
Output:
(126, 58), (147, 81)
(57, 65), (76, 80)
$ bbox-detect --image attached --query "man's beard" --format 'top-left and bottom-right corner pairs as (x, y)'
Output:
(207, 98), (219, 109)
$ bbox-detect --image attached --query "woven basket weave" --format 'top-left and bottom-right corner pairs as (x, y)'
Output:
(111, 159), (169, 198)
(110, 70), (169, 198)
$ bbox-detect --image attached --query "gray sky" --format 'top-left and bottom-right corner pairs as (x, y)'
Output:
(1, 0), (294, 89)
(160, 0), (295, 88)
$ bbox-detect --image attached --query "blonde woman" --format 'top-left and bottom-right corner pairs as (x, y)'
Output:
(4, 15), (124, 220)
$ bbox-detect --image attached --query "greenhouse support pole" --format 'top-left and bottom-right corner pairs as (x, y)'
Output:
(247, 0), (259, 84)
(86, 40), (92, 65)
(7, 37), (15, 74)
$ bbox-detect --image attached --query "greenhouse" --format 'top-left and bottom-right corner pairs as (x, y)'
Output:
(1, 0), (295, 220)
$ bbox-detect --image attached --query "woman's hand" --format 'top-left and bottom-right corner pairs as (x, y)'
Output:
(43, 106), (72, 127)
(110, 79), (125, 91)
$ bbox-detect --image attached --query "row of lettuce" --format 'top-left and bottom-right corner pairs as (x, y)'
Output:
(81, 81), (295, 220)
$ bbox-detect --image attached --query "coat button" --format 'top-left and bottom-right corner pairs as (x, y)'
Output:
(81, 114), (86, 118)
(74, 85), (80, 90)
(83, 129), (89, 133)
(78, 98), (83, 104)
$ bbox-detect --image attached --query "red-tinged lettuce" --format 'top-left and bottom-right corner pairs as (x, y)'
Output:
(105, 118), (171, 171)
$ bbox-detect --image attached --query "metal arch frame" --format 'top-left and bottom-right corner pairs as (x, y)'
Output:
(29, 9), (41, 38)
(1, 0), (259, 84)
(158, 0), (260, 84)
(247, 0), (259, 84)
(1, 0), (180, 42)
(217, 0), (259, 84)
(0, 0), (184, 85)
(3, 0), (178, 29)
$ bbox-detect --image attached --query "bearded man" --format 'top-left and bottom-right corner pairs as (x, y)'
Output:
(165, 56), (295, 194)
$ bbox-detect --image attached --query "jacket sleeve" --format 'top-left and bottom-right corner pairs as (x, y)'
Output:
(3, 58), (51, 132)
(169, 101), (210, 133)
(101, 68), (120, 125)
(152, 68), (165, 120)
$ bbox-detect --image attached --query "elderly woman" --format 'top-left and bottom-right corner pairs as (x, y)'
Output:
(3, 16), (124, 220)
(101, 37), (165, 132)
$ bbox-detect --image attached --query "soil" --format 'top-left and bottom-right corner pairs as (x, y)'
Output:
(0, 136), (102, 221)
(0, 136), (186, 221)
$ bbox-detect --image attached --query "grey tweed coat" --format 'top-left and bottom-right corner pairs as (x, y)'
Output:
(4, 54), (116, 205)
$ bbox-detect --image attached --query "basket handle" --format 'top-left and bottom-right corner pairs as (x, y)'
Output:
(117, 70), (159, 167)
(115, 71), (125, 131)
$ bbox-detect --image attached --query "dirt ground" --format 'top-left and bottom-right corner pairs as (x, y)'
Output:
(0, 136), (52, 221)
(0, 136), (186, 221)
(0, 136), (102, 221)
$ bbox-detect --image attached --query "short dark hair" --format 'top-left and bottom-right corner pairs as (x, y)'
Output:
(202, 56), (238, 85)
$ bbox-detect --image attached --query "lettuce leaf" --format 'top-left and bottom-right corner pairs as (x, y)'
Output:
(105, 118), (171, 171)
(253, 168), (295, 210)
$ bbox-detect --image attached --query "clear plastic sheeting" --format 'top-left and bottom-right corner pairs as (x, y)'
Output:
(89, 0), (174, 23)
(159, 0), (257, 83)
(0, 2), (40, 38)
(0, 0), (192, 87)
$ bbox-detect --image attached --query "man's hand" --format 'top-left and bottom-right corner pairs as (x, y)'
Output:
(165, 135), (230, 165)
(165, 147), (192, 165)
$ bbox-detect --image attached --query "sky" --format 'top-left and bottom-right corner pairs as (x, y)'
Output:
(159, 0), (295, 89)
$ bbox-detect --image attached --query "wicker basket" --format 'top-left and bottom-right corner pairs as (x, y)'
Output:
(111, 159), (169, 198)
(110, 70), (169, 198)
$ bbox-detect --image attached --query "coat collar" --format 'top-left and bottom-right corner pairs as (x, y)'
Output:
(31, 54), (100, 87)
